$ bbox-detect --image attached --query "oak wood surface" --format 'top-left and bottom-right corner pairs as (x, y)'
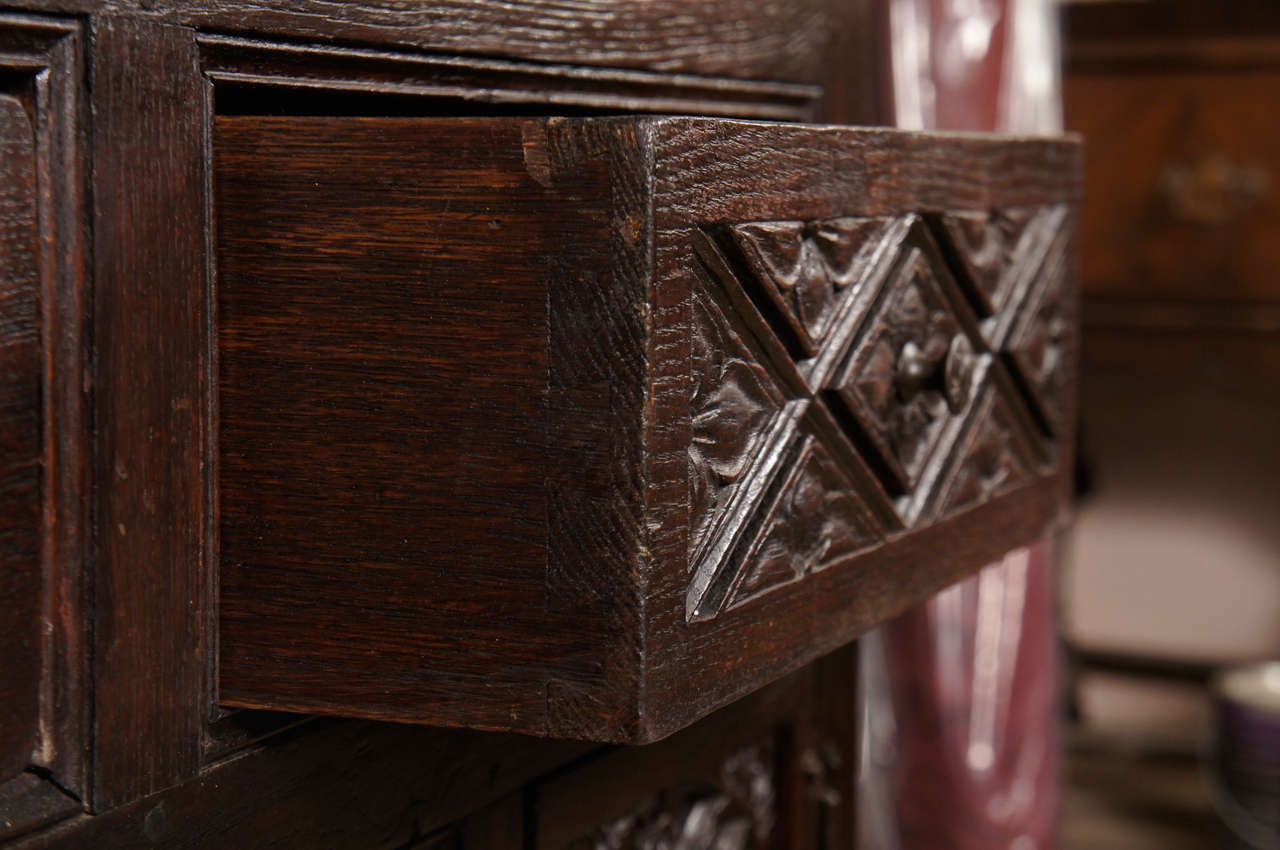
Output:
(2, 0), (838, 86)
(214, 116), (643, 735)
(197, 33), (821, 122)
(214, 115), (1080, 742)
(89, 15), (209, 809)
(14, 721), (588, 850)
(129, 0), (833, 85)
(0, 1), (1083, 839)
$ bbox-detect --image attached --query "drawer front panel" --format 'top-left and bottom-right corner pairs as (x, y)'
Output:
(214, 116), (1080, 741)
(1066, 68), (1280, 303)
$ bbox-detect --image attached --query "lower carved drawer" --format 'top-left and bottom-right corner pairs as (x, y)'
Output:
(214, 116), (1080, 742)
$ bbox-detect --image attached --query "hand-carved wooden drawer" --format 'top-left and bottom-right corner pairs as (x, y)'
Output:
(213, 116), (1080, 743)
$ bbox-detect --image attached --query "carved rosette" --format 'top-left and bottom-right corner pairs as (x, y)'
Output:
(686, 207), (1066, 621)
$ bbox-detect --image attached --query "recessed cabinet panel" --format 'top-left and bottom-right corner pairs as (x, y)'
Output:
(214, 116), (1080, 742)
(0, 94), (42, 785)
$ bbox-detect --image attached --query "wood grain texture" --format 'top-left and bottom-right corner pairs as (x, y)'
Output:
(215, 117), (648, 737)
(97, 0), (834, 85)
(0, 92), (42, 786)
(90, 16), (207, 809)
(638, 117), (1078, 742)
(214, 116), (1080, 743)
(11, 659), (843, 849)
(0, 12), (90, 817)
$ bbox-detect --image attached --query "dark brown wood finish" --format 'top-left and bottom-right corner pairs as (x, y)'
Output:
(197, 34), (820, 122)
(11, 648), (860, 850)
(15, 721), (587, 850)
(90, 15), (209, 809)
(0, 0), (1081, 841)
(123, 0), (835, 84)
(0, 89), (42, 790)
(214, 115), (1080, 742)
(0, 11), (89, 835)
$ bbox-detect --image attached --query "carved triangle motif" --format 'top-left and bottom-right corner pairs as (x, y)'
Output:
(1006, 236), (1070, 434)
(929, 386), (1035, 521)
(688, 287), (790, 561)
(724, 435), (881, 611)
(730, 217), (895, 357)
(938, 207), (1036, 315)
(829, 245), (971, 494)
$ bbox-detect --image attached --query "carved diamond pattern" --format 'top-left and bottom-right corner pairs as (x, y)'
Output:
(924, 381), (1037, 522)
(939, 204), (1071, 436)
(723, 434), (881, 611)
(824, 244), (979, 497)
(688, 289), (789, 557)
(687, 210), (1063, 621)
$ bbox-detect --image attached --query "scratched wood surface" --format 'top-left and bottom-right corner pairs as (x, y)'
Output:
(214, 115), (1081, 742)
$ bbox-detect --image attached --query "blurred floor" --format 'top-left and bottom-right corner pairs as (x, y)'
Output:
(1063, 745), (1223, 849)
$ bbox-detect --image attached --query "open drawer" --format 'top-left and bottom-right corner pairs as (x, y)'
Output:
(213, 116), (1080, 743)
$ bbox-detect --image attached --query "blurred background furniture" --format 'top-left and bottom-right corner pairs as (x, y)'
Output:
(1058, 1), (1280, 845)
(1062, 0), (1280, 756)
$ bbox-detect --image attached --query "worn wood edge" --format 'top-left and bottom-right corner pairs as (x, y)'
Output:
(541, 118), (654, 741)
(34, 16), (91, 804)
(0, 774), (81, 843)
(642, 117), (1083, 218)
(10, 722), (591, 850)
